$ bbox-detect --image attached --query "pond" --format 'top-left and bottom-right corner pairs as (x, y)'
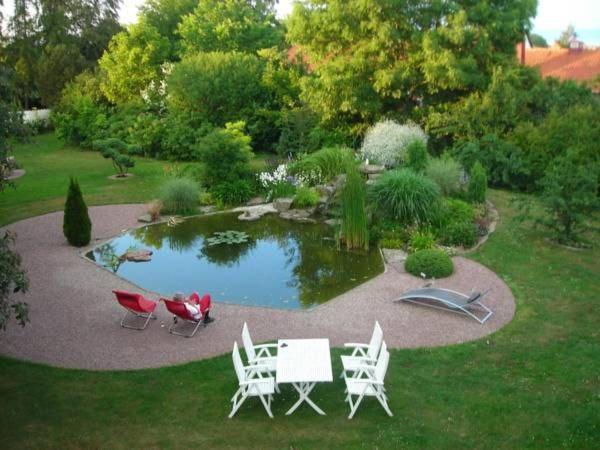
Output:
(86, 213), (384, 310)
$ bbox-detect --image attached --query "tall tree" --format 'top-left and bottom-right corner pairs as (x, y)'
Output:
(287, 0), (537, 133)
(178, 0), (283, 55)
(557, 24), (577, 48)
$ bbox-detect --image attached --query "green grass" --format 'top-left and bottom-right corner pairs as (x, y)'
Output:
(0, 135), (599, 448)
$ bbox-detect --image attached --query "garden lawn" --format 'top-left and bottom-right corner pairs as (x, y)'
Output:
(0, 135), (599, 448)
(0, 133), (273, 226)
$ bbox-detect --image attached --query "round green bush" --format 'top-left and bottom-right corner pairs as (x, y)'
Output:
(212, 180), (254, 205)
(369, 169), (441, 225)
(159, 178), (200, 215)
(405, 249), (453, 279)
(439, 198), (474, 225)
(441, 221), (477, 248)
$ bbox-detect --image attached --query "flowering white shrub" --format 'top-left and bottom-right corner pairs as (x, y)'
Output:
(295, 167), (323, 186)
(258, 164), (288, 189)
(360, 120), (427, 168)
(140, 63), (173, 112)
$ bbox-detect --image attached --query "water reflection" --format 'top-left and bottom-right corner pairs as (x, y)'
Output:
(87, 213), (383, 310)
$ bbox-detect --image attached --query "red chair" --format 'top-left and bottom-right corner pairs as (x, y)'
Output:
(161, 293), (212, 338)
(112, 289), (158, 330)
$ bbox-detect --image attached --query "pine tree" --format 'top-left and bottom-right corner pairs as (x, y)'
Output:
(63, 178), (92, 246)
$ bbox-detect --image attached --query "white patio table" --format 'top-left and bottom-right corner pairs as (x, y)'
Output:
(276, 338), (333, 415)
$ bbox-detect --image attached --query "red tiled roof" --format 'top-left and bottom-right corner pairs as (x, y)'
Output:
(523, 48), (600, 84)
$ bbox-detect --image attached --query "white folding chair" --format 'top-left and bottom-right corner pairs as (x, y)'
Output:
(242, 322), (278, 373)
(343, 341), (393, 419)
(229, 342), (276, 419)
(340, 321), (383, 377)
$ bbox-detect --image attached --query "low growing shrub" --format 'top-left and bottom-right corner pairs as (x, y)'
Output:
(212, 180), (254, 205)
(160, 178), (200, 215)
(360, 120), (427, 168)
(405, 249), (453, 279)
(425, 155), (462, 196)
(369, 169), (441, 225)
(408, 229), (436, 252)
(440, 198), (475, 225)
(468, 161), (487, 203)
(293, 186), (320, 208)
(441, 221), (477, 248)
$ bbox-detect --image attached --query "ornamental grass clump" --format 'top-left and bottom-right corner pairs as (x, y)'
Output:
(159, 178), (200, 215)
(340, 164), (369, 250)
(360, 120), (427, 168)
(425, 154), (462, 196)
(293, 186), (320, 208)
(63, 177), (91, 247)
(289, 146), (354, 184)
(369, 169), (441, 225)
(405, 249), (453, 279)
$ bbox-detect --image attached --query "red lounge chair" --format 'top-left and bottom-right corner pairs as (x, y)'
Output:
(112, 289), (157, 330)
(161, 293), (212, 338)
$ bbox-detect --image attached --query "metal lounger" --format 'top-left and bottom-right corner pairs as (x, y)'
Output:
(395, 287), (493, 324)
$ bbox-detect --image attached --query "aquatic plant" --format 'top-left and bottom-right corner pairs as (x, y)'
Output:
(340, 164), (368, 250)
(206, 231), (250, 246)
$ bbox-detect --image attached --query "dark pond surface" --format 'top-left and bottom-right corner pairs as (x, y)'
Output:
(86, 213), (384, 310)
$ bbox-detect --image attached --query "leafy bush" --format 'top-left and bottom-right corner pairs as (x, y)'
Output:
(53, 94), (106, 147)
(340, 164), (369, 250)
(196, 121), (254, 189)
(527, 150), (599, 245)
(93, 138), (137, 176)
(440, 198), (475, 225)
(405, 249), (453, 279)
(0, 231), (30, 330)
(468, 161), (487, 203)
(452, 135), (530, 190)
(290, 146), (354, 184)
(405, 140), (429, 173)
(159, 178), (200, 215)
(212, 180), (254, 205)
(293, 186), (320, 208)
(441, 221), (477, 248)
(408, 229), (436, 252)
(360, 120), (427, 168)
(369, 169), (441, 225)
(63, 178), (92, 246)
(160, 112), (212, 161)
(425, 155), (462, 196)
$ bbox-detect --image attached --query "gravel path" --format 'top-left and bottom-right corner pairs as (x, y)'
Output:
(0, 205), (515, 370)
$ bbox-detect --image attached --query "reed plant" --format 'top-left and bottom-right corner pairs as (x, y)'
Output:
(340, 164), (369, 250)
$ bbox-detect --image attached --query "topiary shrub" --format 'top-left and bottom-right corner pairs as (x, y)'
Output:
(441, 221), (477, 248)
(405, 249), (453, 279)
(212, 180), (254, 205)
(405, 140), (429, 173)
(468, 161), (487, 203)
(93, 138), (137, 177)
(63, 178), (92, 246)
(159, 178), (200, 215)
(425, 154), (462, 196)
(293, 186), (320, 208)
(369, 169), (441, 225)
(360, 120), (427, 168)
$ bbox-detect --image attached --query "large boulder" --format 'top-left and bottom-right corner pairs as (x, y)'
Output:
(273, 197), (294, 212)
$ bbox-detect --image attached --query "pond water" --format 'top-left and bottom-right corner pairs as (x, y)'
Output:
(86, 213), (384, 310)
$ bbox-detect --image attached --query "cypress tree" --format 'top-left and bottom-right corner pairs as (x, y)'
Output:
(63, 178), (91, 246)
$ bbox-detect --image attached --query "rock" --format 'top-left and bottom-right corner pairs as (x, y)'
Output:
(246, 196), (266, 206)
(315, 184), (335, 198)
(273, 197), (294, 212)
(200, 205), (216, 214)
(238, 210), (262, 221)
(120, 249), (153, 262)
(368, 173), (381, 181)
(137, 213), (153, 223)
(332, 174), (346, 191)
(324, 219), (341, 227)
(232, 203), (277, 221)
(382, 248), (408, 264)
(279, 208), (317, 223)
(360, 164), (385, 175)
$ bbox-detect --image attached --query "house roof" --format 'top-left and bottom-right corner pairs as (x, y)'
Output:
(523, 48), (600, 85)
